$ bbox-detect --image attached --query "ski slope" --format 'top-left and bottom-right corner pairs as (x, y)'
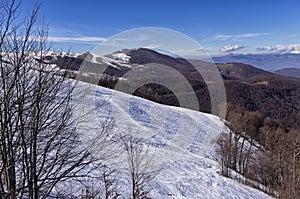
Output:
(72, 82), (272, 199)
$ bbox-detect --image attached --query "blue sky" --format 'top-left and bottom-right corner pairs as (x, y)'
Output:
(22, 0), (300, 55)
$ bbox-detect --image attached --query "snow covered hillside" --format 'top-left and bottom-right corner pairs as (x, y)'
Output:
(72, 82), (272, 199)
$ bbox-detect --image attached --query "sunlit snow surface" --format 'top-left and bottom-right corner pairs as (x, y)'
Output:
(72, 82), (272, 199)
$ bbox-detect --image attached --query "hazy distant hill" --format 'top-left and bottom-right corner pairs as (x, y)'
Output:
(275, 68), (300, 78)
(213, 53), (300, 71)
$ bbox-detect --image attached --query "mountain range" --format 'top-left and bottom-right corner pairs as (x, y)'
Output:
(103, 48), (300, 129)
(33, 48), (300, 197)
(44, 48), (300, 131)
(213, 53), (300, 71)
(274, 67), (300, 78)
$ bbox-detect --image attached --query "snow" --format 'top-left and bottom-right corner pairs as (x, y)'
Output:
(112, 52), (131, 62)
(100, 55), (132, 70)
(99, 52), (132, 70)
(72, 82), (273, 199)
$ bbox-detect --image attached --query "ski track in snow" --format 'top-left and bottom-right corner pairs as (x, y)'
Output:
(73, 82), (272, 199)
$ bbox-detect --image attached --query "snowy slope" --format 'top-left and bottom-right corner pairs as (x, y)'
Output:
(72, 82), (272, 199)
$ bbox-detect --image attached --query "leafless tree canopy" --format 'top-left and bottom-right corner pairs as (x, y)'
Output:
(216, 106), (300, 198)
(0, 1), (96, 198)
(122, 136), (161, 199)
(0, 1), (161, 198)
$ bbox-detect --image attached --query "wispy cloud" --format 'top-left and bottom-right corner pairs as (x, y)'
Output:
(173, 47), (209, 58)
(101, 34), (150, 47)
(220, 45), (245, 53)
(144, 43), (161, 49)
(109, 34), (149, 42)
(256, 44), (300, 54)
(197, 47), (208, 53)
(214, 33), (270, 40)
(48, 36), (107, 43)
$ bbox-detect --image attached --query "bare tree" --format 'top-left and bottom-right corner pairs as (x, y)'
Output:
(223, 114), (300, 198)
(216, 131), (232, 177)
(259, 128), (300, 198)
(216, 107), (262, 179)
(216, 128), (255, 178)
(0, 1), (114, 198)
(101, 166), (120, 199)
(121, 136), (161, 199)
(287, 129), (300, 199)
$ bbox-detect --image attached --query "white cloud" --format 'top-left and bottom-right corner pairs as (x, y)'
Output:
(256, 44), (300, 54)
(220, 45), (245, 53)
(214, 33), (270, 40)
(172, 47), (209, 58)
(48, 36), (107, 43)
(197, 47), (208, 53)
(144, 43), (161, 48)
(109, 34), (149, 43)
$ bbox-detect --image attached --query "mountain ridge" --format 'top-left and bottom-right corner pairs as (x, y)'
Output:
(275, 67), (300, 78)
(42, 48), (300, 129)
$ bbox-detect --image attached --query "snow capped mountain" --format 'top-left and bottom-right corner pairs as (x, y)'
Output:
(40, 49), (300, 73)
(72, 82), (272, 198)
(111, 53), (131, 62)
(101, 53), (132, 70)
(33, 48), (300, 130)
